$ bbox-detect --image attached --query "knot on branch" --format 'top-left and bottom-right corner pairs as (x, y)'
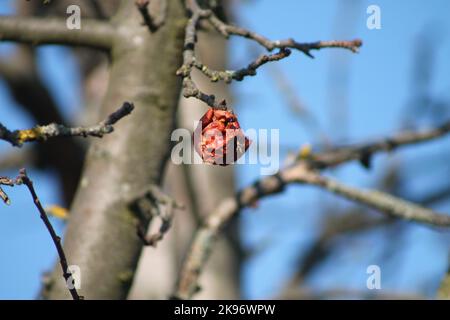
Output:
(130, 185), (184, 247)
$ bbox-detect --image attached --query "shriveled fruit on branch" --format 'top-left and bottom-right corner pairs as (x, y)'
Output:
(193, 108), (251, 166)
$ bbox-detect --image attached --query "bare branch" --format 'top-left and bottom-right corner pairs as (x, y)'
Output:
(173, 123), (450, 299)
(292, 170), (450, 227)
(207, 13), (362, 58)
(177, 0), (362, 109)
(0, 16), (116, 50)
(173, 198), (239, 299)
(0, 102), (134, 147)
(0, 177), (14, 204)
(193, 48), (292, 83)
(0, 46), (86, 204)
(1, 169), (82, 300)
(308, 120), (450, 169)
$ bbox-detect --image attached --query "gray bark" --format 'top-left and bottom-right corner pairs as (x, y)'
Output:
(46, 0), (186, 299)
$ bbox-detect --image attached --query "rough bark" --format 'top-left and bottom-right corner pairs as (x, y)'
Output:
(46, 0), (186, 299)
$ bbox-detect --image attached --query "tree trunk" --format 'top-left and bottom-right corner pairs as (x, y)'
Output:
(46, 0), (186, 299)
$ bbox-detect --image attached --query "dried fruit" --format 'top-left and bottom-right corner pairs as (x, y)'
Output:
(193, 108), (251, 166)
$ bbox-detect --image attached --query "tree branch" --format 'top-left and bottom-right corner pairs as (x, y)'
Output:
(1, 169), (82, 300)
(0, 46), (86, 204)
(0, 102), (134, 147)
(207, 13), (362, 57)
(44, 0), (187, 299)
(176, 0), (362, 109)
(308, 120), (450, 169)
(173, 122), (450, 299)
(193, 48), (292, 83)
(293, 170), (450, 227)
(0, 16), (116, 50)
(0, 177), (14, 204)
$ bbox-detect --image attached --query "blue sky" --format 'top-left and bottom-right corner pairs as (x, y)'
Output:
(0, 0), (450, 299)
(232, 0), (450, 298)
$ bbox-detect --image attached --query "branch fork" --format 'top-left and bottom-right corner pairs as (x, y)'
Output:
(177, 0), (362, 108)
(129, 185), (184, 247)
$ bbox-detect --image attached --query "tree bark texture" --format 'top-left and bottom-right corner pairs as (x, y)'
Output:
(46, 0), (186, 299)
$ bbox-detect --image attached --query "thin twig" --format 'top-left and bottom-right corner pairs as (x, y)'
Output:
(1, 169), (82, 300)
(177, 0), (362, 109)
(193, 48), (292, 83)
(0, 102), (134, 147)
(207, 13), (362, 57)
(0, 177), (14, 204)
(307, 121), (450, 169)
(294, 170), (450, 227)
